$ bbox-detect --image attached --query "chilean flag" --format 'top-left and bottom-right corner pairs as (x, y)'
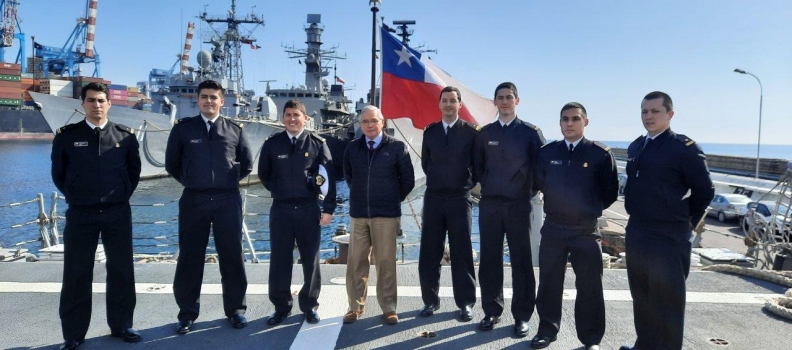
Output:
(380, 26), (497, 129)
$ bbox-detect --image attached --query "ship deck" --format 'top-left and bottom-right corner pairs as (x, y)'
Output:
(0, 262), (789, 349)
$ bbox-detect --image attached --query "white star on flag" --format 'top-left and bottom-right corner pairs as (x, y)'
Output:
(394, 46), (414, 67)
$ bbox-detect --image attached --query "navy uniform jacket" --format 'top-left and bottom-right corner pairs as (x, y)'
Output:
(343, 134), (415, 218)
(51, 120), (141, 207)
(165, 115), (253, 190)
(257, 130), (337, 214)
(625, 129), (714, 234)
(474, 117), (545, 200)
(536, 138), (619, 229)
(421, 120), (478, 198)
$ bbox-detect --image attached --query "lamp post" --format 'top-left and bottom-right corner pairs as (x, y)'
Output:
(733, 68), (763, 179)
(31, 35), (35, 92)
(369, 0), (380, 107)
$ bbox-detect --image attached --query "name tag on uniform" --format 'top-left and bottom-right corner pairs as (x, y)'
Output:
(277, 154), (289, 159)
(550, 160), (562, 165)
(190, 139), (202, 144)
(74, 141), (88, 147)
(488, 141), (499, 146)
(627, 158), (634, 162)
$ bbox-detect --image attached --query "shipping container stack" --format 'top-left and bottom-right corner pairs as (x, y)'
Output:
(70, 76), (111, 100)
(0, 63), (23, 108)
(108, 84), (128, 108)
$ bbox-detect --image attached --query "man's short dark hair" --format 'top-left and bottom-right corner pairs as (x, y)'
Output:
(560, 102), (587, 118)
(439, 86), (462, 102)
(198, 79), (225, 95)
(80, 82), (109, 101)
(494, 82), (518, 99)
(283, 99), (307, 115)
(643, 91), (673, 112)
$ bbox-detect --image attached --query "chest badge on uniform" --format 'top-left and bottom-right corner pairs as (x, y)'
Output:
(305, 152), (309, 158)
(550, 160), (562, 165)
(115, 142), (120, 148)
(74, 141), (88, 147)
(488, 141), (499, 146)
(583, 162), (588, 167)
(190, 139), (202, 144)
(277, 154), (288, 159)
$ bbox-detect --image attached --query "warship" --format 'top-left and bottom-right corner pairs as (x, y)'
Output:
(30, 1), (358, 178)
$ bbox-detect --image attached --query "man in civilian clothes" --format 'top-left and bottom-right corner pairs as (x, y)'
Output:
(474, 82), (545, 337)
(619, 91), (714, 350)
(165, 79), (253, 334)
(418, 86), (478, 322)
(531, 102), (618, 350)
(342, 105), (415, 325)
(258, 99), (336, 326)
(52, 82), (142, 350)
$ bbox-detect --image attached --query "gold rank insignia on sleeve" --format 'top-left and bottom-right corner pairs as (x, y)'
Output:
(315, 173), (326, 186)
(476, 125), (481, 131)
(685, 140), (695, 146)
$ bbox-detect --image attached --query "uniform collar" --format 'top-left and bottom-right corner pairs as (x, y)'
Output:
(287, 129), (305, 140)
(85, 118), (108, 130)
(201, 114), (221, 124)
(366, 132), (384, 149)
(565, 137), (583, 150)
(442, 116), (459, 130)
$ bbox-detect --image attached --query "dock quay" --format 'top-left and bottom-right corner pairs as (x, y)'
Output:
(0, 262), (789, 349)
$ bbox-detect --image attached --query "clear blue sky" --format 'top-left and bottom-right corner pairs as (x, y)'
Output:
(5, 0), (791, 146)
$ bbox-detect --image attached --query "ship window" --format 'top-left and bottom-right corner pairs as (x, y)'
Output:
(289, 93), (296, 97)
(298, 93), (305, 98)
(189, 89), (194, 93)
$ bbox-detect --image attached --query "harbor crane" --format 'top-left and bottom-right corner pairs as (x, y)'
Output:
(33, 0), (100, 78)
(0, 0), (26, 71)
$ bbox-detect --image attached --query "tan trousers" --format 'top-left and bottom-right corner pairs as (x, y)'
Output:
(346, 217), (400, 314)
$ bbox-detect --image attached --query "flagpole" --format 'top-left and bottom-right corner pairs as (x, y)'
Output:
(369, 1), (380, 107)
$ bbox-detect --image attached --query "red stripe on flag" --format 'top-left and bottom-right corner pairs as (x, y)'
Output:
(381, 73), (477, 129)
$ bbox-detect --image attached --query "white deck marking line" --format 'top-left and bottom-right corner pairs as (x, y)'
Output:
(0, 282), (780, 304)
(605, 208), (629, 219)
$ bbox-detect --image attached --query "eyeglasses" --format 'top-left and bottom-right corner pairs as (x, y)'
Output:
(360, 119), (381, 125)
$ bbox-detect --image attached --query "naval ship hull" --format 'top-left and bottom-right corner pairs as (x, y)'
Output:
(30, 92), (284, 180)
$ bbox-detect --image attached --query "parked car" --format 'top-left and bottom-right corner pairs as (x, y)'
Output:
(741, 201), (792, 243)
(707, 193), (752, 222)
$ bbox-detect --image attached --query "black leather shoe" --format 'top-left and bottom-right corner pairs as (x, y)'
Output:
(530, 334), (557, 348)
(111, 328), (142, 343)
(59, 340), (84, 350)
(305, 310), (320, 324)
(175, 319), (193, 334)
(586, 345), (600, 350)
(513, 320), (529, 338)
(478, 315), (500, 331)
(618, 346), (634, 350)
(459, 306), (473, 322)
(267, 311), (291, 326)
(419, 304), (439, 317)
(229, 314), (247, 329)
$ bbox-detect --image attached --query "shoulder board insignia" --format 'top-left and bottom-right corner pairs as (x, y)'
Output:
(593, 141), (610, 152)
(226, 118), (242, 128)
(310, 133), (326, 143)
(56, 123), (78, 135)
(238, 123), (244, 128)
(673, 133), (695, 146)
(475, 125), (481, 131)
(524, 121), (540, 131)
(129, 128), (135, 134)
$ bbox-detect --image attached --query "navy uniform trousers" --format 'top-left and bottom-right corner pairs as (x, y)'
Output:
(478, 198), (535, 321)
(59, 204), (136, 341)
(418, 194), (476, 309)
(536, 224), (605, 346)
(173, 189), (248, 321)
(268, 201), (322, 314)
(626, 228), (691, 350)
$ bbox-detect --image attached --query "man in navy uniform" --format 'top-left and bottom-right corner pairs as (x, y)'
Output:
(418, 86), (478, 322)
(474, 82), (545, 337)
(258, 99), (336, 325)
(620, 91), (714, 350)
(165, 79), (253, 334)
(531, 103), (618, 350)
(52, 82), (142, 350)
(343, 105), (415, 325)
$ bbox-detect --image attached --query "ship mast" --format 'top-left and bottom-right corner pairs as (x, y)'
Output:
(283, 14), (345, 93)
(199, 0), (263, 92)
